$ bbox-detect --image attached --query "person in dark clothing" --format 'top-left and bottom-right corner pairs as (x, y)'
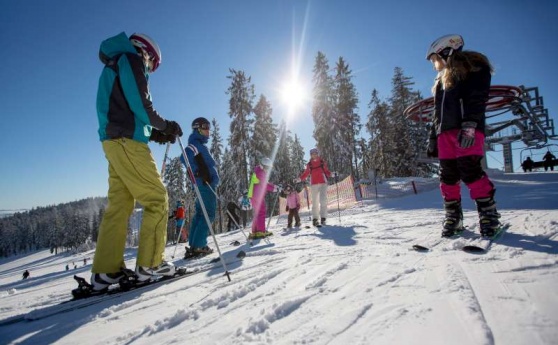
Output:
(521, 157), (534, 172)
(238, 190), (252, 228)
(543, 151), (556, 171)
(226, 201), (241, 231)
(425, 34), (500, 238)
(22, 270), (30, 280)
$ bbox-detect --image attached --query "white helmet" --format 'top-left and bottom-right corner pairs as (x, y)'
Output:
(426, 34), (464, 60)
(129, 33), (162, 72)
(260, 157), (272, 167)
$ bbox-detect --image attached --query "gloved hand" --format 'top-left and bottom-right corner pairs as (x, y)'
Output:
(458, 121), (477, 148)
(293, 177), (301, 183)
(426, 137), (438, 158)
(162, 120), (183, 137)
(285, 206), (289, 212)
(150, 129), (176, 144)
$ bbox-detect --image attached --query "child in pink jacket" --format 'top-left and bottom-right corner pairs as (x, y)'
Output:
(284, 185), (301, 229)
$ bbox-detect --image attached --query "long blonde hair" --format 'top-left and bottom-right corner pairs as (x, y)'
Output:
(433, 50), (493, 92)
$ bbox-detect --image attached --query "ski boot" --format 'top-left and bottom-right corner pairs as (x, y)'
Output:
(312, 218), (320, 227)
(441, 200), (464, 237)
(135, 261), (176, 283)
(476, 197), (501, 237)
(184, 246), (213, 260)
(321, 218), (326, 225)
(118, 268), (140, 290)
(71, 275), (97, 299)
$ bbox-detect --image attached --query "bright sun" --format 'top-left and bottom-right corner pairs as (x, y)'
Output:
(281, 80), (307, 111)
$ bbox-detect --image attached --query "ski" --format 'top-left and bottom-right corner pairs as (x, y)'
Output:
(461, 224), (509, 253)
(6, 252), (247, 324)
(411, 228), (467, 252)
(22, 272), (192, 322)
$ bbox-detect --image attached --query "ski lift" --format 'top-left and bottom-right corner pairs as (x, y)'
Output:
(519, 144), (558, 170)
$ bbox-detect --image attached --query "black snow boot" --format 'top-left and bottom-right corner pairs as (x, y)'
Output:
(442, 200), (464, 237)
(476, 197), (501, 237)
(321, 218), (326, 225)
(312, 218), (320, 227)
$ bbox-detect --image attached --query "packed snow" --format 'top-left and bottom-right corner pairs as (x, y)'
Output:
(0, 171), (557, 345)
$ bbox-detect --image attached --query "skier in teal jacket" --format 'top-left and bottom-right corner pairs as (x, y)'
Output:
(91, 32), (183, 291)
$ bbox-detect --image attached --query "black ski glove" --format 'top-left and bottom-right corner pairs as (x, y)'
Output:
(162, 120), (183, 137)
(458, 121), (476, 148)
(426, 137), (438, 158)
(150, 129), (176, 144)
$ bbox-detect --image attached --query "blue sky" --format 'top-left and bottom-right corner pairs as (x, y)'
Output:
(1, 0), (557, 210)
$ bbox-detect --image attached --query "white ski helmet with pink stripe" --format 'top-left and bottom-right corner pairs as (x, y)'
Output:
(426, 34), (464, 61)
(129, 33), (162, 72)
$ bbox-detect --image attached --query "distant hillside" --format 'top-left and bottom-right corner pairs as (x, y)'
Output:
(0, 210), (28, 218)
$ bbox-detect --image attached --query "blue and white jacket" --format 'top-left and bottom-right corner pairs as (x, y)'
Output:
(181, 131), (220, 189)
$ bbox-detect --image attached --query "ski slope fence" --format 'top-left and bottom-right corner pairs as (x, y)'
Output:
(277, 176), (439, 219)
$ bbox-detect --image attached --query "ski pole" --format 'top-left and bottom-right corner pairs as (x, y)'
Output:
(160, 142), (171, 176)
(171, 221), (186, 259)
(266, 188), (281, 231)
(205, 184), (252, 246)
(334, 174), (341, 223)
(161, 142), (174, 259)
(303, 182), (311, 221)
(177, 137), (231, 281)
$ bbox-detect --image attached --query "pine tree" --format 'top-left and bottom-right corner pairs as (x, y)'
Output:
(366, 89), (394, 177)
(333, 57), (360, 178)
(209, 117), (224, 232)
(366, 68), (429, 178)
(226, 69), (255, 192)
(251, 96), (280, 218)
(210, 118), (224, 171)
(311, 52), (336, 170)
(388, 67), (416, 176)
(271, 121), (291, 186)
(290, 134), (306, 176)
(252, 94), (277, 163)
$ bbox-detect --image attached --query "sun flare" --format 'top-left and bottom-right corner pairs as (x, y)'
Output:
(281, 80), (307, 111)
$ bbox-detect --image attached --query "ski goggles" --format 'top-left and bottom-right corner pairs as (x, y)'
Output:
(194, 123), (211, 130)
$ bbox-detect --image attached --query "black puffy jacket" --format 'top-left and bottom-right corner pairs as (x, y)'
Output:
(430, 62), (491, 138)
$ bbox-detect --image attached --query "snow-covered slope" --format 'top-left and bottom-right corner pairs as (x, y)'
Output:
(0, 172), (557, 345)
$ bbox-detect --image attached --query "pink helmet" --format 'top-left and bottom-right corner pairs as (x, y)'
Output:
(129, 33), (162, 72)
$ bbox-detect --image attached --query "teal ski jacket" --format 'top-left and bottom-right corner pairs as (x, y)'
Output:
(96, 32), (167, 143)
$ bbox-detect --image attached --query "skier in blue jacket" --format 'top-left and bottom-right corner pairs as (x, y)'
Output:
(181, 117), (220, 258)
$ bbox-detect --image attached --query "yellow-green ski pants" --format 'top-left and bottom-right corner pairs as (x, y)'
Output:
(92, 138), (168, 273)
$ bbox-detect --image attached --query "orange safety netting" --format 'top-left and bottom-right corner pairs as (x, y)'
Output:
(278, 176), (357, 215)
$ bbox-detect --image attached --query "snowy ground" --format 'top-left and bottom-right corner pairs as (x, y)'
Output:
(0, 172), (557, 345)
